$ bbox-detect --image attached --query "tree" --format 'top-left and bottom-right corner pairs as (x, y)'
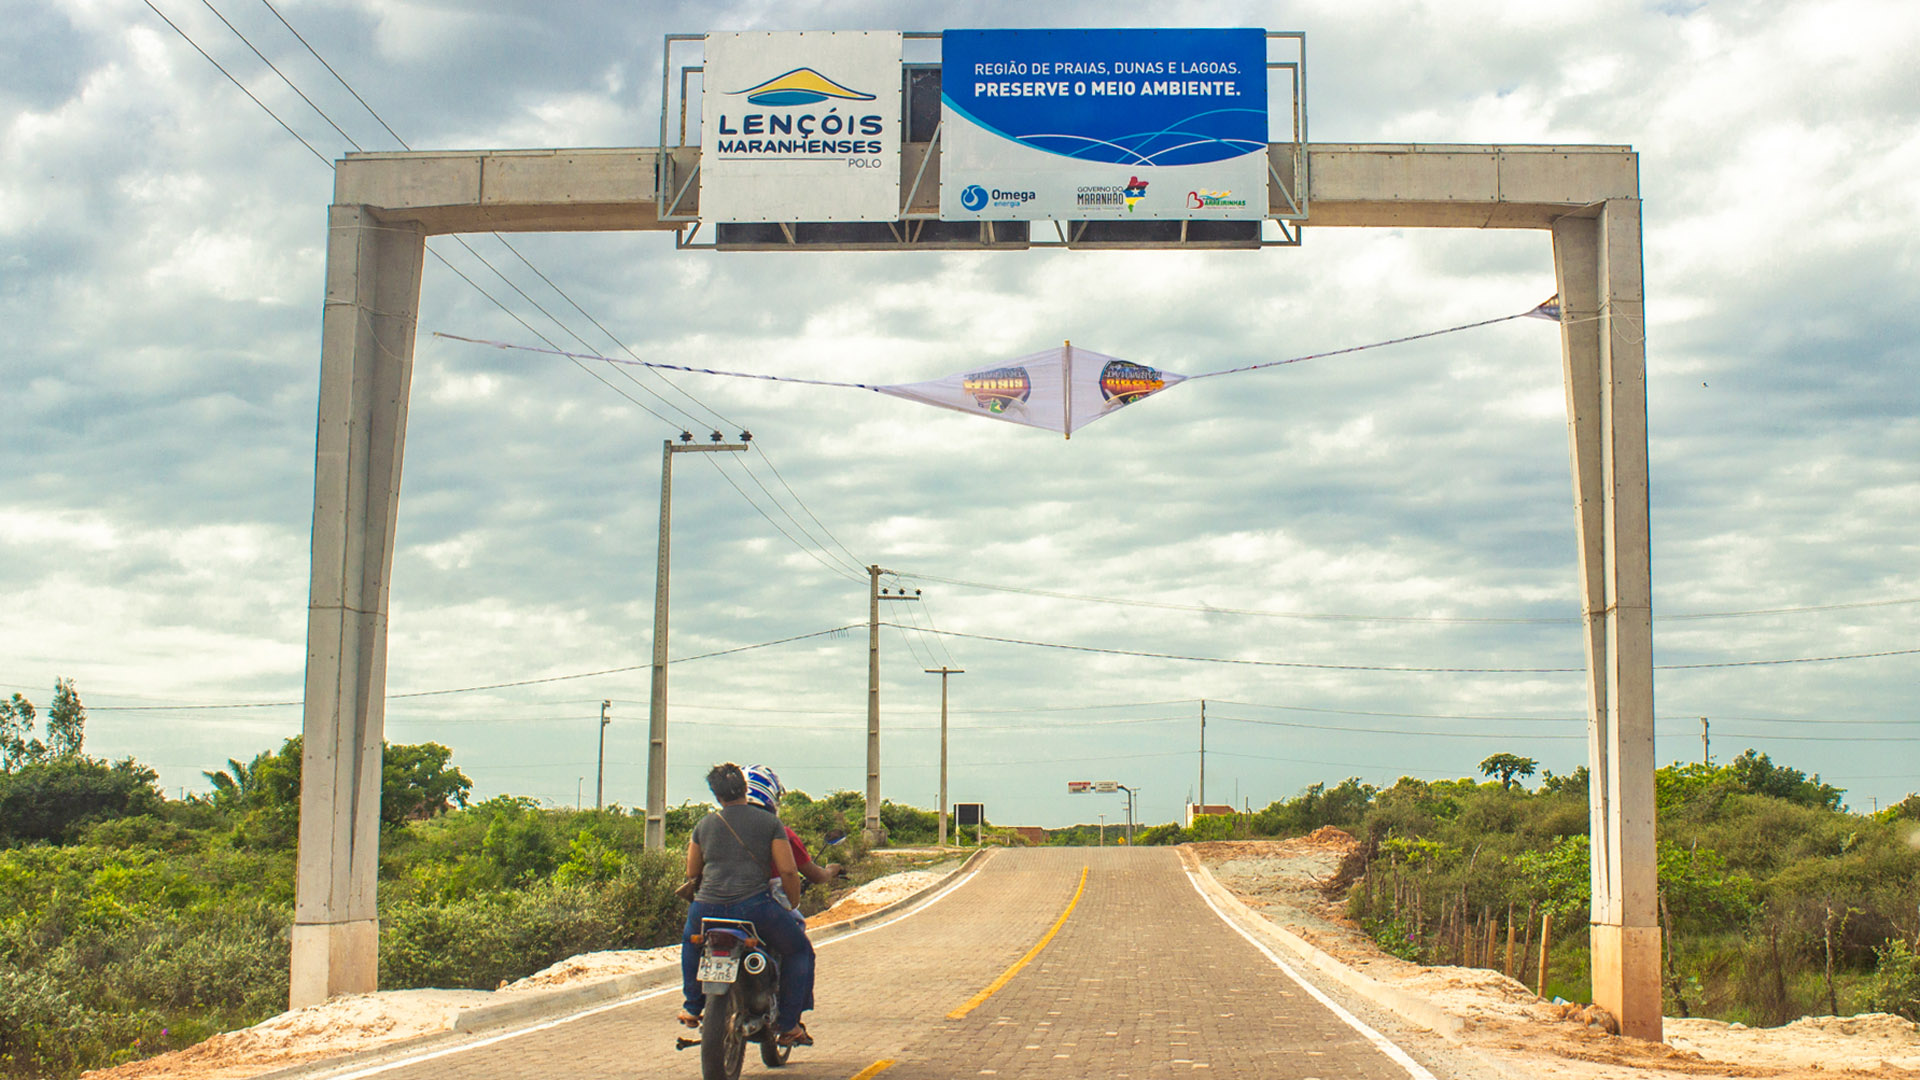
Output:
(381, 741), (473, 825)
(1727, 749), (1843, 810)
(44, 678), (85, 758)
(1479, 753), (1539, 790)
(204, 735), (472, 830)
(0, 692), (36, 769)
(0, 756), (163, 845)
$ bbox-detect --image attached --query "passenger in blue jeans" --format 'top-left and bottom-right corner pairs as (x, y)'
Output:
(677, 763), (816, 1047)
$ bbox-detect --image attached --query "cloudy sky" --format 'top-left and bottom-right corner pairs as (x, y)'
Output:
(4, 0), (1915, 829)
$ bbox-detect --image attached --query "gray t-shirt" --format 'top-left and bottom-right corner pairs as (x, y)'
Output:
(692, 804), (786, 904)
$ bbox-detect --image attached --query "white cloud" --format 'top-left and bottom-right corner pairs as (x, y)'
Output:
(1, 1), (1914, 824)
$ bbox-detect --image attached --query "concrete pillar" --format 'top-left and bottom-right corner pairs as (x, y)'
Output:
(290, 205), (425, 1008)
(1553, 199), (1660, 1041)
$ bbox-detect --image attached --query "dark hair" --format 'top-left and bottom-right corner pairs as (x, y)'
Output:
(707, 762), (747, 803)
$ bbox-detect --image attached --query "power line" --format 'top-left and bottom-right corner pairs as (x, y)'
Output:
(892, 570), (1920, 626)
(257, 0), (406, 147)
(87, 625), (860, 710)
(883, 623), (1920, 674)
(142, 1), (330, 166)
(1659, 647), (1920, 669)
(248, 0), (731, 438)
(882, 623), (1583, 673)
(711, 454), (866, 579)
(1212, 714), (1588, 740)
(695, 454), (866, 583)
(198, 0), (360, 150)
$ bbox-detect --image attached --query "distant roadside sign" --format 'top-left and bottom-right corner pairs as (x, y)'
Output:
(955, 802), (984, 825)
(1067, 781), (1091, 794)
(1094, 780), (1118, 793)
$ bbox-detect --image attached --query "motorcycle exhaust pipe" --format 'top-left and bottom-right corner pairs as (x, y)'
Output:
(742, 952), (767, 975)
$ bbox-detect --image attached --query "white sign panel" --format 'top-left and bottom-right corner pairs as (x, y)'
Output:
(941, 28), (1269, 221)
(701, 31), (902, 222)
(1093, 781), (1118, 793)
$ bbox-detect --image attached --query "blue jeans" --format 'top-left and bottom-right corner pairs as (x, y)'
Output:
(681, 892), (815, 1031)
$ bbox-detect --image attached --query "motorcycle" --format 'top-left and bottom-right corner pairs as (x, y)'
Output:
(676, 917), (791, 1079)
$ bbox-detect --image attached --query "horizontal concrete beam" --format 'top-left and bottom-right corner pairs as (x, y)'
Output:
(334, 148), (668, 234)
(1304, 143), (1638, 229)
(333, 142), (1637, 235)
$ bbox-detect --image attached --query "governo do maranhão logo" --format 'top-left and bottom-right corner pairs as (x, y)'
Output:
(730, 68), (877, 106)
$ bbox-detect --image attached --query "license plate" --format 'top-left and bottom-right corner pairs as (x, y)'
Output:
(697, 955), (739, 983)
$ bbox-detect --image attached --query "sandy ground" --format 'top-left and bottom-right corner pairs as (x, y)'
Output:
(79, 867), (955, 1080)
(1194, 830), (1920, 1080)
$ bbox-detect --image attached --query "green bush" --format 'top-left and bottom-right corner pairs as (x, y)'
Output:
(0, 758), (163, 846)
(1865, 939), (1920, 1021)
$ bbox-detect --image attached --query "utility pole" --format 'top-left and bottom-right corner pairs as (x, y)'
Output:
(1199, 698), (1207, 809)
(866, 566), (918, 844)
(1700, 717), (1710, 765)
(646, 432), (749, 850)
(925, 666), (965, 848)
(1116, 783), (1137, 844)
(595, 700), (610, 810)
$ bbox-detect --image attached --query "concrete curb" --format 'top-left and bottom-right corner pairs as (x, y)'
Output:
(443, 846), (990, 1033)
(1180, 847), (1467, 1037)
(244, 847), (996, 1080)
(440, 846), (990, 1034)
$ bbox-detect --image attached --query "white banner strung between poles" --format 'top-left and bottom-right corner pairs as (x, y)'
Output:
(877, 344), (1186, 437)
(700, 31), (903, 223)
(432, 298), (1554, 437)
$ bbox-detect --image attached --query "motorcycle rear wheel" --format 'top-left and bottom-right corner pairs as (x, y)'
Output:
(700, 991), (745, 1080)
(759, 1035), (790, 1068)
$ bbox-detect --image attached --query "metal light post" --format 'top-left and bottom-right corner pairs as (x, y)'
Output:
(645, 432), (749, 850)
(925, 665), (964, 847)
(864, 567), (918, 844)
(1116, 783), (1137, 844)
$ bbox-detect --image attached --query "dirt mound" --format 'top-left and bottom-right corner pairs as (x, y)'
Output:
(1303, 825), (1359, 850)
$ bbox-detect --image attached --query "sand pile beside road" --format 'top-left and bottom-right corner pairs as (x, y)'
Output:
(807, 869), (948, 927)
(80, 990), (490, 1080)
(1197, 837), (1920, 1080)
(84, 865), (949, 1080)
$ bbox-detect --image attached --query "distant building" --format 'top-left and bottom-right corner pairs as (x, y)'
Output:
(1183, 801), (1236, 828)
(1011, 826), (1049, 845)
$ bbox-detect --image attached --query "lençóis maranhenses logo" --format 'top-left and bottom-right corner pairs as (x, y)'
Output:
(730, 67), (877, 106)
(1123, 176), (1149, 212)
(962, 367), (1032, 414)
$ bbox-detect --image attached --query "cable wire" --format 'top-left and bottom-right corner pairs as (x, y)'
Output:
(143, 1), (330, 166)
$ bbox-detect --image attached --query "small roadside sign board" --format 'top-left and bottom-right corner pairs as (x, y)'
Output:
(1067, 781), (1091, 794)
(955, 802), (984, 825)
(1094, 781), (1119, 793)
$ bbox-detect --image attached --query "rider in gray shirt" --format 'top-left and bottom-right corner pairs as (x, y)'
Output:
(678, 762), (816, 1047)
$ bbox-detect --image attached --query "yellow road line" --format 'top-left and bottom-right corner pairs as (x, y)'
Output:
(848, 1060), (895, 1080)
(946, 865), (1089, 1020)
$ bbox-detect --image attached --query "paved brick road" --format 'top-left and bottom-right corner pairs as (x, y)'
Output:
(317, 847), (1425, 1080)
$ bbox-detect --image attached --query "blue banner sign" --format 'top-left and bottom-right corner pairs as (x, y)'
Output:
(940, 28), (1269, 221)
